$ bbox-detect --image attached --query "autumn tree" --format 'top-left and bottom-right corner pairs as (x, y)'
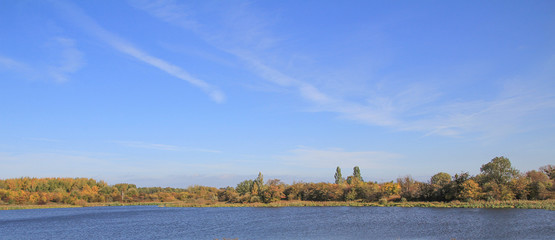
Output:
(379, 181), (400, 198)
(261, 179), (286, 203)
(526, 170), (551, 200)
(218, 187), (239, 203)
(397, 176), (421, 201)
(457, 180), (481, 201)
(509, 174), (530, 200)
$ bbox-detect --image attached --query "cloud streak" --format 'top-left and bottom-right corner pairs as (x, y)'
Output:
(1, 37), (84, 83)
(131, 0), (555, 139)
(131, 0), (398, 126)
(53, 1), (224, 102)
(48, 37), (84, 83)
(0, 55), (30, 71)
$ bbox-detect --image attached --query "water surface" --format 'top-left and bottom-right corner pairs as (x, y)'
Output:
(1, 206), (553, 239)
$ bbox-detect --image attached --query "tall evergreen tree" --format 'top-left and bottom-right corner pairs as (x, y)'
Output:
(252, 172), (265, 195)
(353, 166), (363, 182)
(334, 166), (344, 184)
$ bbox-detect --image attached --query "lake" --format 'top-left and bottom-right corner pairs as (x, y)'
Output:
(0, 206), (553, 239)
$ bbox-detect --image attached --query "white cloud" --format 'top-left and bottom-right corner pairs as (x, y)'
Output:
(53, 1), (224, 103)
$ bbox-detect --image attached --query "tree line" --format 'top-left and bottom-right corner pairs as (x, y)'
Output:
(0, 156), (553, 205)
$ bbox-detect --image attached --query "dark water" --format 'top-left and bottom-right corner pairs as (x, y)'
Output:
(0, 206), (554, 239)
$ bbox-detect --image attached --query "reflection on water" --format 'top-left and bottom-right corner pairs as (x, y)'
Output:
(1, 206), (553, 239)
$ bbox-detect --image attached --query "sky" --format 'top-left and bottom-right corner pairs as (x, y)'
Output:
(1, 0), (554, 188)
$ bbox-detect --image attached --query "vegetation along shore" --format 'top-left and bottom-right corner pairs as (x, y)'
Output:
(1, 157), (554, 210)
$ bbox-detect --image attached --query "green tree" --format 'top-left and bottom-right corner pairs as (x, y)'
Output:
(251, 172), (265, 197)
(255, 172), (264, 188)
(354, 182), (380, 202)
(428, 172), (452, 201)
(479, 156), (519, 185)
(334, 166), (344, 184)
(431, 172), (451, 186)
(446, 172), (470, 201)
(353, 166), (363, 182)
(235, 180), (253, 195)
(539, 165), (555, 180)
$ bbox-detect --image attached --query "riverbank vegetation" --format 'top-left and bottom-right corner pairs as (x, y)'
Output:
(1, 157), (554, 210)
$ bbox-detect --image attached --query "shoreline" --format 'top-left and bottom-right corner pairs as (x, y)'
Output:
(2, 199), (554, 210)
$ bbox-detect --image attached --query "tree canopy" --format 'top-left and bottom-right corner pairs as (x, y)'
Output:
(0, 157), (553, 206)
(479, 156), (519, 185)
(334, 167), (344, 184)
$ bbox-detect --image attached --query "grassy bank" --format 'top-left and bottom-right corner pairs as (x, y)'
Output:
(163, 199), (555, 210)
(0, 204), (81, 210)
(3, 199), (554, 210)
(0, 202), (164, 210)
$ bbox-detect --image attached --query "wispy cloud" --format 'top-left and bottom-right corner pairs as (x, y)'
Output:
(0, 55), (30, 71)
(129, 0), (200, 31)
(404, 80), (555, 138)
(53, 1), (224, 103)
(48, 37), (84, 83)
(131, 0), (555, 139)
(129, 0), (404, 127)
(1, 37), (83, 83)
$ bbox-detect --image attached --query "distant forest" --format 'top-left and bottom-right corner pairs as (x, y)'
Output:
(0, 157), (553, 205)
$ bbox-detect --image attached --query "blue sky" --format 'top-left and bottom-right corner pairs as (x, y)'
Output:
(1, 0), (554, 188)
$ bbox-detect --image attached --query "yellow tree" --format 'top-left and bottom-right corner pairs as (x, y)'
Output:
(457, 180), (481, 201)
